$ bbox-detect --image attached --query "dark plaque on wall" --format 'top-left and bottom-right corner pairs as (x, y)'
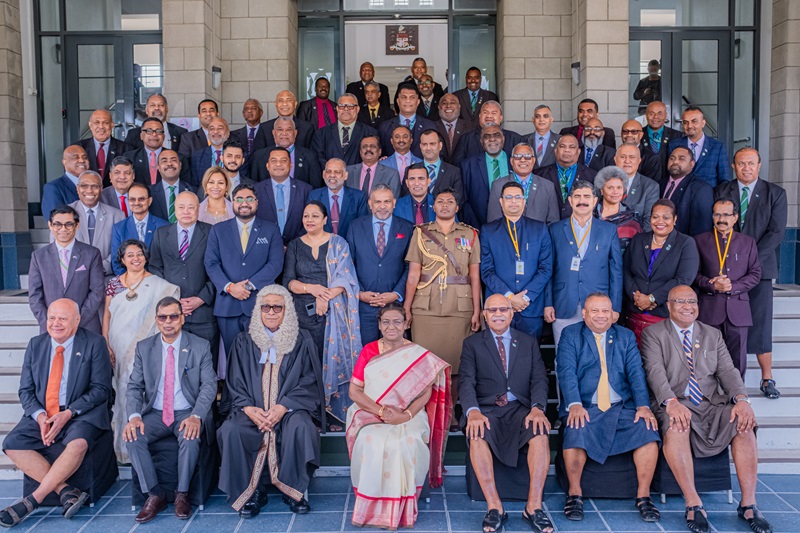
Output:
(386, 25), (418, 55)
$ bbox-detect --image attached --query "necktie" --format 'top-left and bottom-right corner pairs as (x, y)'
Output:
(247, 127), (255, 154)
(470, 92), (478, 113)
(427, 164), (436, 188)
(663, 180), (676, 200)
(398, 154), (407, 182)
(585, 147), (594, 166)
(650, 128), (662, 153)
(97, 143), (106, 178)
(322, 101), (333, 125)
(162, 345), (175, 426)
(690, 142), (698, 160)
(376, 222), (386, 256)
(59, 248), (69, 286)
(495, 336), (508, 406)
(167, 186), (177, 223)
(740, 186), (750, 226)
(149, 151), (157, 184)
(276, 184), (286, 233)
(415, 201), (424, 225)
(490, 158), (500, 187)
(46, 345), (65, 418)
(682, 330), (703, 405)
(341, 126), (350, 147)
(370, 107), (377, 121)
(361, 167), (372, 196)
(136, 221), (146, 242)
(404, 118), (411, 128)
(179, 228), (189, 260)
(446, 122), (454, 146)
(87, 208), (96, 244)
(558, 167), (569, 201)
(537, 136), (544, 155)
(594, 333), (611, 412)
(215, 149), (222, 166)
(120, 195), (129, 217)
(424, 100), (430, 114)
(330, 194), (340, 234)
(240, 222), (250, 253)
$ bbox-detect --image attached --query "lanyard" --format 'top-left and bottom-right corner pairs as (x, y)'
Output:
(570, 217), (592, 253)
(714, 229), (733, 276)
(514, 174), (532, 199)
(506, 217), (521, 260)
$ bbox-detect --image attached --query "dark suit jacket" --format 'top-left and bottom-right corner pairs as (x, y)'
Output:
(149, 180), (195, 222)
(638, 148), (662, 183)
(307, 186), (369, 237)
(19, 328), (112, 430)
(668, 135), (730, 187)
(537, 163), (598, 220)
(230, 123), (271, 156)
(149, 222), (216, 324)
(714, 179), (787, 279)
(398, 161), (465, 208)
(189, 146), (222, 188)
(110, 214), (169, 275)
(527, 131), (560, 170)
(41, 175), (80, 219)
(640, 125), (682, 180)
(100, 187), (128, 213)
(623, 230), (699, 318)
(460, 153), (506, 228)
(258, 117), (315, 149)
(581, 144), (616, 171)
(436, 118), (475, 164)
(416, 96), (441, 121)
(694, 230), (762, 327)
(378, 116), (437, 159)
(123, 147), (191, 186)
(346, 80), (391, 109)
(345, 162), (402, 199)
(248, 145), (323, 189)
(452, 88), (499, 126)
(458, 328), (548, 412)
(357, 103), (394, 129)
(73, 137), (132, 187)
(624, 172), (660, 232)
(312, 121), (378, 169)
(254, 178), (312, 245)
(661, 174), (713, 236)
(345, 215), (413, 301)
(394, 78), (445, 112)
(125, 121), (187, 153)
(177, 128), (208, 159)
(393, 194), (435, 224)
(559, 125), (616, 148)
(297, 97), (338, 126)
(451, 127), (523, 167)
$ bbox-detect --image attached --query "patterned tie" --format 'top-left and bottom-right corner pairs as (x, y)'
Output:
(424, 99), (430, 114)
(663, 179), (676, 200)
(415, 201), (424, 225)
(376, 221), (386, 256)
(404, 118), (411, 128)
(240, 222), (250, 253)
(341, 126), (350, 148)
(594, 333), (611, 412)
(322, 102), (333, 126)
(167, 186), (177, 223)
(446, 122), (454, 146)
(247, 127), (255, 154)
(650, 128), (662, 153)
(46, 345), (65, 418)
(427, 164), (436, 188)
(120, 195), (129, 217)
(162, 345), (175, 426)
(59, 248), (69, 286)
(470, 92), (477, 113)
(215, 149), (222, 166)
(682, 329), (703, 406)
(558, 167), (569, 201)
(96, 143), (106, 178)
(537, 136), (544, 156)
(490, 158), (500, 187)
(330, 194), (340, 234)
(361, 168), (372, 196)
(149, 151), (158, 184)
(136, 221), (146, 242)
(740, 186), (750, 226)
(585, 147), (594, 166)
(690, 142), (699, 161)
(495, 336), (508, 406)
(275, 184), (286, 233)
(87, 208), (96, 244)
(179, 228), (189, 260)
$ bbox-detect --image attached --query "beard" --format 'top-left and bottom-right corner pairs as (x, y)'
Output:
(583, 136), (602, 150)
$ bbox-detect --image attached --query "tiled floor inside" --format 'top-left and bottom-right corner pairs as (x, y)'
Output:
(2, 473), (799, 532)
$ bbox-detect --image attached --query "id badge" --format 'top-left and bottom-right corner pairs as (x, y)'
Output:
(515, 261), (525, 275)
(570, 256), (581, 271)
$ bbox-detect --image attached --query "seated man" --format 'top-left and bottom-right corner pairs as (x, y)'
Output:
(0, 299), (112, 527)
(217, 285), (323, 518)
(459, 294), (553, 533)
(641, 285), (770, 533)
(123, 297), (217, 523)
(556, 293), (660, 523)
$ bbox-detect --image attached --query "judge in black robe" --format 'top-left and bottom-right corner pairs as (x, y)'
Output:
(217, 284), (324, 517)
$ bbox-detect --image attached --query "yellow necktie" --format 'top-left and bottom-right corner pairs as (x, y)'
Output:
(240, 223), (249, 253)
(594, 333), (611, 412)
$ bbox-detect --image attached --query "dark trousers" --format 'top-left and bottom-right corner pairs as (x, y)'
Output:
(747, 279), (773, 354)
(218, 315), (250, 359)
(718, 318), (749, 379)
(511, 315), (543, 340)
(183, 320), (221, 373)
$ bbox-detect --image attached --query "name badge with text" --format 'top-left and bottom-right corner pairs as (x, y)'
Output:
(516, 261), (525, 275)
(570, 256), (581, 271)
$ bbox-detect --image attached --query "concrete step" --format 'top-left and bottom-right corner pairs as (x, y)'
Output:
(0, 322), (39, 341)
(0, 344), (26, 368)
(745, 367), (800, 387)
(756, 425), (800, 450)
(0, 394), (22, 425)
(18, 276), (28, 291)
(29, 228), (49, 243)
(773, 296), (800, 316)
(766, 341), (800, 360)
(0, 304), (34, 322)
(750, 396), (800, 417)
(771, 318), (800, 337)
(0, 369), (21, 392)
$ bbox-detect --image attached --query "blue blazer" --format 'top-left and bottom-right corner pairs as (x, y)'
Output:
(461, 154), (503, 228)
(556, 323), (651, 417)
(254, 178), (312, 245)
(110, 214), (169, 275)
(545, 217), (623, 317)
(394, 194), (435, 224)
(307, 186), (369, 237)
(378, 116), (437, 159)
(379, 152), (422, 176)
(189, 146), (220, 188)
(41, 175), (79, 218)
(668, 135), (730, 188)
(345, 215), (413, 297)
(204, 217), (285, 318)
(480, 216), (553, 318)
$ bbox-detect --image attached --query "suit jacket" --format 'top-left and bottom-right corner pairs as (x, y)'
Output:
(452, 88), (499, 126)
(640, 125), (682, 179)
(640, 319), (747, 407)
(638, 148), (662, 183)
(297, 97), (338, 126)
(125, 121), (187, 153)
(149, 179), (195, 222)
(312, 121), (378, 168)
(556, 323), (650, 416)
(189, 146), (223, 188)
(714, 178), (787, 279)
(545, 217), (623, 316)
(416, 96), (441, 121)
(345, 215), (413, 300)
(378, 152), (422, 179)
(487, 174), (560, 224)
(624, 173), (660, 231)
(398, 161), (465, 208)
(694, 230), (762, 327)
(378, 116), (437, 159)
(149, 222), (216, 324)
(535, 163), (598, 220)
(581, 144), (616, 171)
(623, 230), (699, 318)
(69, 201), (126, 275)
(458, 327), (548, 412)
(357, 103), (394, 129)
(393, 194), (435, 224)
(559, 125), (616, 148)
(18, 328), (112, 429)
(28, 241), (105, 334)
(41, 175), (79, 219)
(204, 216), (285, 317)
(257, 117), (315, 149)
(307, 186), (369, 237)
(346, 80), (391, 109)
(436, 118), (475, 164)
(480, 216), (553, 317)
(254, 178), (312, 245)
(527, 131), (561, 169)
(248, 145), (323, 189)
(345, 162), (401, 199)
(451, 127), (522, 167)
(123, 147), (191, 186)
(394, 78), (445, 112)
(73, 137), (132, 187)
(460, 153), (508, 228)
(177, 128), (208, 159)
(110, 214), (169, 276)
(99, 187), (126, 214)
(230, 122), (271, 156)
(668, 135), (730, 187)
(660, 173), (713, 236)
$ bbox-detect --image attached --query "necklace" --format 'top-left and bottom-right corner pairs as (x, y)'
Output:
(652, 235), (666, 247)
(124, 273), (146, 301)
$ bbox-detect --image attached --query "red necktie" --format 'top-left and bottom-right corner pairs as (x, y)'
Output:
(120, 195), (129, 217)
(162, 345), (175, 426)
(149, 151), (158, 185)
(97, 143), (106, 178)
(415, 201), (423, 225)
(46, 346), (65, 418)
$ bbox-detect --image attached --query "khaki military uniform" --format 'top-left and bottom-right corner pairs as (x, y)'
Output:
(405, 221), (481, 373)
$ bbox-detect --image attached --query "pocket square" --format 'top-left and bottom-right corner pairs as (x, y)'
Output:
(256, 237), (269, 245)
(75, 265), (87, 272)
(396, 233), (405, 239)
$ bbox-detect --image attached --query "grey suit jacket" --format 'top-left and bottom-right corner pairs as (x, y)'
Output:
(126, 331), (217, 422)
(100, 187), (127, 212)
(529, 131), (561, 169)
(624, 173), (660, 232)
(68, 201), (126, 275)
(345, 162), (401, 199)
(487, 174), (560, 224)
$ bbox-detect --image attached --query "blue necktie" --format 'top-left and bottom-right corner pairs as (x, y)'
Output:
(585, 148), (594, 166)
(276, 184), (286, 233)
(427, 164), (437, 190)
(87, 208), (96, 245)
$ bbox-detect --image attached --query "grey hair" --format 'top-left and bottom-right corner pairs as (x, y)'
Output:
(339, 93), (359, 103)
(364, 81), (380, 91)
(370, 183), (394, 197)
(594, 166), (629, 195)
(273, 116), (296, 129)
(481, 100), (503, 114)
(248, 284), (300, 356)
(78, 170), (102, 182)
(244, 98), (263, 112)
(533, 104), (552, 114)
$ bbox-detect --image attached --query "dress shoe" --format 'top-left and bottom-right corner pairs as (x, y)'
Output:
(239, 489), (268, 518)
(136, 494), (167, 523)
(174, 491), (192, 520)
(283, 494), (311, 514)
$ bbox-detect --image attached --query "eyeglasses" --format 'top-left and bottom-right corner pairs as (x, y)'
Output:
(51, 221), (77, 229)
(511, 153), (534, 160)
(142, 128), (165, 135)
(233, 196), (257, 203)
(419, 81), (433, 86)
(711, 213), (736, 218)
(481, 133), (503, 139)
(667, 298), (698, 305)
(502, 195), (524, 201)
(584, 127), (604, 133)
(155, 313), (181, 323)
(621, 129), (643, 135)
(337, 104), (358, 110)
(379, 319), (404, 327)
(260, 304), (284, 314)
(78, 184), (101, 190)
(485, 307), (512, 314)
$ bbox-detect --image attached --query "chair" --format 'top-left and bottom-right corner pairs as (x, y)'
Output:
(466, 446), (531, 501)
(652, 447), (732, 504)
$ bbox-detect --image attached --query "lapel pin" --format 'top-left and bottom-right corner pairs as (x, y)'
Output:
(665, 244), (672, 251)
(75, 352), (82, 357)
(608, 338), (613, 344)
(182, 348), (188, 353)
(630, 188), (637, 195)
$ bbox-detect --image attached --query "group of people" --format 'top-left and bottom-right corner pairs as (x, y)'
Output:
(9, 57), (784, 533)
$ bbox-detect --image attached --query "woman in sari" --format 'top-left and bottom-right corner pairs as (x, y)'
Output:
(102, 239), (179, 462)
(346, 304), (451, 530)
(594, 166), (643, 252)
(198, 166), (234, 224)
(284, 201), (361, 428)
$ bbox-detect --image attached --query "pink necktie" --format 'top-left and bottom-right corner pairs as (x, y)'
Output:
(330, 194), (340, 234)
(162, 345), (175, 426)
(149, 151), (158, 185)
(398, 154), (407, 181)
(60, 248), (69, 286)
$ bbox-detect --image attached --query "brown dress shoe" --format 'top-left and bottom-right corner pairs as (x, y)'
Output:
(174, 491), (192, 519)
(135, 494), (167, 523)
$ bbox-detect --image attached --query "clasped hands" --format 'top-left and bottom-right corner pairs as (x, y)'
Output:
(37, 410), (72, 446)
(244, 404), (289, 432)
(377, 405), (409, 426)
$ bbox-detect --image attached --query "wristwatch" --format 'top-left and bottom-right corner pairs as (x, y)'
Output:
(648, 294), (656, 304)
(733, 395), (751, 405)
(531, 403), (545, 412)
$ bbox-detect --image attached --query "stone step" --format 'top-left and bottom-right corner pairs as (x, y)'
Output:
(756, 426), (800, 450)
(0, 304), (34, 322)
(767, 341), (800, 359)
(18, 276), (28, 291)
(0, 369), (21, 392)
(750, 396), (800, 417)
(0, 322), (40, 342)
(745, 367), (800, 387)
(0, 394), (23, 425)
(771, 318), (800, 337)
(0, 344), (26, 368)
(773, 296), (800, 316)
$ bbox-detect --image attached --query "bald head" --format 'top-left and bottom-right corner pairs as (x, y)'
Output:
(175, 191), (199, 228)
(88, 109), (113, 143)
(275, 90), (298, 117)
(63, 145), (89, 177)
(47, 298), (81, 344)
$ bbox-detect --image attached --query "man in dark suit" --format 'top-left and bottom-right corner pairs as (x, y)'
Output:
(619, 119), (662, 182)
(254, 148), (312, 245)
(149, 192), (219, 370)
(661, 146), (713, 236)
(41, 145), (88, 219)
(694, 199), (762, 378)
(260, 91), (315, 149)
(150, 149), (195, 223)
(346, 61), (391, 109)
(0, 299), (112, 525)
(452, 67), (499, 127)
(436, 93), (475, 164)
(487, 145), (559, 224)
(123, 297), (217, 523)
(394, 57), (445, 112)
(528, 104), (561, 170)
(379, 83), (436, 159)
(177, 99), (219, 159)
(415, 74), (441, 121)
(204, 183), (285, 355)
(308, 158), (368, 236)
(73, 109), (132, 187)
(394, 164), (436, 224)
(613, 144), (660, 231)
(460, 125), (510, 227)
(715, 147), (787, 398)
(346, 184), (413, 344)
(668, 106), (730, 188)
(124, 94), (187, 152)
(580, 118), (616, 171)
(312, 93), (377, 168)
(345, 135), (402, 199)
(356, 81), (393, 129)
(451, 101), (523, 166)
(537, 135), (598, 220)
(559, 98), (616, 148)
(640, 101), (682, 180)
(99, 156), (135, 215)
(459, 295), (552, 533)
(189, 116), (229, 188)
(249, 117), (322, 188)
(411, 129), (465, 206)
(123, 117), (191, 186)
(110, 183), (168, 275)
(29, 205), (105, 334)
(297, 77), (337, 129)
(229, 99), (268, 157)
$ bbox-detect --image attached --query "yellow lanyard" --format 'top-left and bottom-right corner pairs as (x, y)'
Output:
(506, 217), (520, 260)
(714, 229), (733, 276)
(570, 217), (592, 253)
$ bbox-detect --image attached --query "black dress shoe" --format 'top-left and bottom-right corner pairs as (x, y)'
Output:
(239, 490), (268, 518)
(282, 494), (311, 514)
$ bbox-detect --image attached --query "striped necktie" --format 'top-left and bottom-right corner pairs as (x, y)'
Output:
(682, 329), (703, 405)
(740, 186), (750, 226)
(179, 229), (189, 261)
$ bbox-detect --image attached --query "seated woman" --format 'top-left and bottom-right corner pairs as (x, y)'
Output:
(594, 166), (642, 252)
(198, 167), (234, 224)
(284, 201), (362, 428)
(346, 304), (451, 530)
